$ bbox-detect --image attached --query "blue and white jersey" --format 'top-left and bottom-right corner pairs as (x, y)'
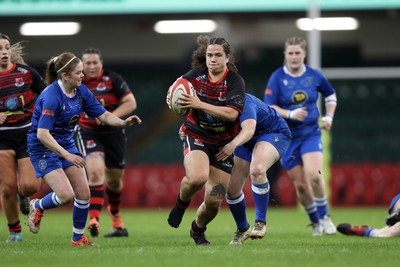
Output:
(263, 65), (335, 140)
(241, 93), (290, 145)
(28, 80), (106, 156)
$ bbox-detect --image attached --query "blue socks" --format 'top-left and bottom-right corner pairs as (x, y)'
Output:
(227, 181), (271, 230)
(227, 192), (249, 230)
(251, 181), (270, 223)
(314, 196), (328, 219)
(72, 198), (90, 241)
(35, 192), (62, 211)
(35, 194), (89, 241)
(305, 204), (320, 224)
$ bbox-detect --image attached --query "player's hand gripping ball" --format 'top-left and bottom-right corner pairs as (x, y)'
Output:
(168, 78), (195, 116)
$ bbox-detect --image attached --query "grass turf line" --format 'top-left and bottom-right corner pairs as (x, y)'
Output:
(0, 207), (398, 267)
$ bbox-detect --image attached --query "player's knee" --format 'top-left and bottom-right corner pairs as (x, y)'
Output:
(19, 180), (41, 196)
(295, 182), (309, 195)
(204, 197), (222, 212)
(56, 190), (75, 204)
(249, 166), (267, 183)
(187, 174), (208, 189)
(0, 182), (17, 198)
(88, 170), (105, 184)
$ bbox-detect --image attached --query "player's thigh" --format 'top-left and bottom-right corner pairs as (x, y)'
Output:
(301, 151), (323, 179)
(251, 141), (280, 173)
(16, 157), (40, 193)
(65, 166), (90, 200)
(43, 169), (75, 202)
(184, 150), (210, 183)
(0, 150), (17, 189)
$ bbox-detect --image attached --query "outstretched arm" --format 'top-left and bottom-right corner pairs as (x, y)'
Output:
(215, 119), (256, 161)
(97, 111), (142, 127)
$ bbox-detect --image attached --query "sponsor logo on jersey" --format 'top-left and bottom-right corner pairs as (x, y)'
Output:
(5, 97), (18, 110)
(222, 161), (233, 168)
(291, 90), (308, 104)
(68, 115), (80, 127)
(265, 88), (273, 95)
(194, 138), (204, 146)
(42, 109), (54, 116)
(17, 67), (28, 74)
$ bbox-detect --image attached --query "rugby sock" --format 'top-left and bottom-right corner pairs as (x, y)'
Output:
(305, 203), (320, 224)
(106, 187), (122, 215)
(89, 185), (105, 220)
(167, 195), (190, 228)
(314, 196), (328, 219)
(364, 228), (375, 237)
(227, 192), (249, 230)
(8, 220), (22, 233)
(72, 198), (90, 242)
(35, 192), (62, 211)
(251, 181), (270, 223)
(191, 220), (206, 234)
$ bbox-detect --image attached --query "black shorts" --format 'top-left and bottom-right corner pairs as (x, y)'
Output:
(0, 127), (30, 159)
(74, 126), (126, 169)
(183, 135), (233, 174)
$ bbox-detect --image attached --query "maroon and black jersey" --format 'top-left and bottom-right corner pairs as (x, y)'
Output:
(181, 67), (245, 145)
(79, 69), (133, 132)
(0, 63), (46, 129)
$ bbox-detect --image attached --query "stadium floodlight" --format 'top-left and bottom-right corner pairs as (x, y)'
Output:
(296, 17), (359, 31)
(20, 22), (81, 36)
(154, 20), (217, 34)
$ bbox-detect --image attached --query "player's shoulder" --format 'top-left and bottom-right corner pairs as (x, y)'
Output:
(103, 69), (124, 80)
(226, 70), (245, 86)
(304, 65), (325, 77)
(14, 63), (35, 74)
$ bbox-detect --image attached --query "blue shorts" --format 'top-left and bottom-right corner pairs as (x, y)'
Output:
(234, 131), (291, 162)
(388, 193), (400, 214)
(280, 131), (323, 170)
(30, 143), (82, 178)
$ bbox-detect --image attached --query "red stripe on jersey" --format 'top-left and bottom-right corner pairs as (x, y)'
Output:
(0, 64), (43, 127)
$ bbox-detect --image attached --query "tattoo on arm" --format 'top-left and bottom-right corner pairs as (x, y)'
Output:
(209, 183), (226, 197)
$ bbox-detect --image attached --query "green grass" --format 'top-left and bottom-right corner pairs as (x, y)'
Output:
(0, 207), (399, 267)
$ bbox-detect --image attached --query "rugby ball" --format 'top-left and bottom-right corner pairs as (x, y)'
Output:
(168, 78), (195, 116)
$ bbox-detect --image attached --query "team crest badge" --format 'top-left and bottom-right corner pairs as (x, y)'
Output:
(15, 78), (24, 87)
(218, 92), (226, 101)
(96, 82), (106, 91)
(38, 159), (47, 170)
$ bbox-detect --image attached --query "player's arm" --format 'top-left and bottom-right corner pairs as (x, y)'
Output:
(37, 128), (86, 168)
(97, 111), (141, 127)
(180, 92), (239, 122)
(215, 118), (256, 161)
(112, 93), (137, 118)
(270, 104), (307, 121)
(320, 93), (337, 131)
